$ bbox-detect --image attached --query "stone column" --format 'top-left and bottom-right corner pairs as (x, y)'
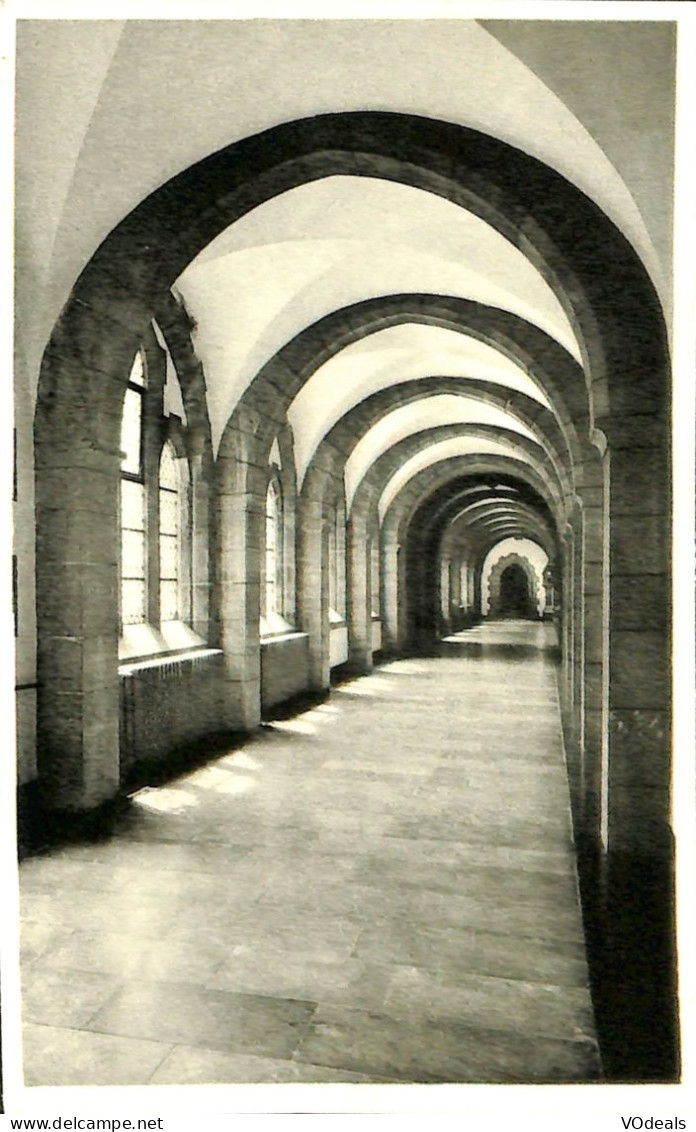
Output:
(381, 534), (400, 654)
(297, 485), (330, 692)
(606, 439), (671, 860)
(35, 435), (121, 811)
(396, 542), (409, 650)
(347, 507), (372, 673)
(440, 557), (452, 635)
(215, 429), (264, 733)
(578, 448), (607, 848)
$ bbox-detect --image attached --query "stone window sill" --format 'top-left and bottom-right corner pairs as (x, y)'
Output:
(119, 647), (222, 676)
(260, 630), (308, 646)
(119, 621), (208, 664)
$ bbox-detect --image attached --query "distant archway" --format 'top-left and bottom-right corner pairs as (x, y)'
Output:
(499, 563), (534, 618)
(487, 551), (543, 619)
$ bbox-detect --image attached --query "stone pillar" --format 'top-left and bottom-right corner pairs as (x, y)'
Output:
(216, 434), (263, 732)
(347, 508), (372, 673)
(440, 557), (450, 632)
(572, 503), (586, 800)
(297, 489), (330, 692)
(585, 419), (676, 1082)
(466, 560), (477, 619)
(560, 528), (574, 720)
(381, 534), (400, 653)
(577, 449), (607, 848)
(396, 542), (409, 649)
(542, 564), (555, 618)
(35, 436), (122, 811)
(451, 555), (462, 610)
(606, 441), (671, 859)
(473, 559), (484, 620)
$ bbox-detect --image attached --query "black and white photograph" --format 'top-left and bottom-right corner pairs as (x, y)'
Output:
(2, 0), (694, 1122)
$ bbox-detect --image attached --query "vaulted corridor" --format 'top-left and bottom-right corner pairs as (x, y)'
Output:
(21, 622), (601, 1086)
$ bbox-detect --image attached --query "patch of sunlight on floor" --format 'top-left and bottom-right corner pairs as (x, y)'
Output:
(382, 661), (431, 674)
(177, 766), (233, 790)
(131, 787), (199, 813)
(214, 775), (257, 797)
(267, 719), (318, 736)
(335, 677), (395, 697)
(217, 751), (261, 771)
(299, 708), (340, 724)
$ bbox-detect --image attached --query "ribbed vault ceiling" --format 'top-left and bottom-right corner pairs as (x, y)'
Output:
(378, 437), (537, 523)
(289, 324), (553, 488)
(175, 176), (578, 456)
(344, 396), (540, 513)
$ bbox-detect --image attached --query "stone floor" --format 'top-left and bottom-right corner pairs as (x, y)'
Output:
(20, 620), (601, 1086)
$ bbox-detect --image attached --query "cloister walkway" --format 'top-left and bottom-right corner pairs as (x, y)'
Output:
(20, 621), (601, 1086)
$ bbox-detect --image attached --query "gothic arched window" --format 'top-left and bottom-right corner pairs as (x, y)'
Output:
(119, 338), (196, 643)
(265, 477), (283, 618)
(329, 497), (347, 620)
(119, 351), (147, 626)
(371, 534), (381, 618)
(159, 441), (190, 623)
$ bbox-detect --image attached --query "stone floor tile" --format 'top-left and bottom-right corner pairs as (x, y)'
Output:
(149, 1045), (397, 1084)
(20, 920), (75, 968)
(383, 812), (574, 851)
(216, 910), (365, 960)
(21, 967), (121, 1029)
(37, 929), (230, 984)
(254, 854), (361, 896)
(23, 886), (180, 939)
(52, 838), (256, 875)
(19, 857), (129, 895)
(353, 920), (590, 987)
(22, 1023), (173, 1087)
(382, 966), (597, 1042)
(256, 879), (385, 918)
(356, 885), (584, 943)
(84, 981), (317, 1060)
(296, 1004), (601, 1083)
(351, 853), (576, 905)
(367, 835), (576, 876)
(208, 950), (392, 1012)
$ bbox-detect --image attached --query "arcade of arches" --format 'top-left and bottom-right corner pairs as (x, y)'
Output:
(13, 20), (677, 1088)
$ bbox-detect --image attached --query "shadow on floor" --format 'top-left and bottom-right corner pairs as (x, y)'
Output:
(438, 639), (560, 662)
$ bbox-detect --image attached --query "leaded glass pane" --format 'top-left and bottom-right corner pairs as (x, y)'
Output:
(160, 580), (178, 622)
(121, 529), (146, 579)
(328, 525), (337, 610)
(120, 388), (142, 475)
(121, 479), (145, 530)
(159, 534), (178, 579)
(371, 540), (381, 616)
(121, 579), (146, 625)
(266, 569), (276, 617)
(159, 443), (178, 490)
(265, 481), (281, 615)
(159, 488), (178, 535)
(129, 351), (146, 387)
